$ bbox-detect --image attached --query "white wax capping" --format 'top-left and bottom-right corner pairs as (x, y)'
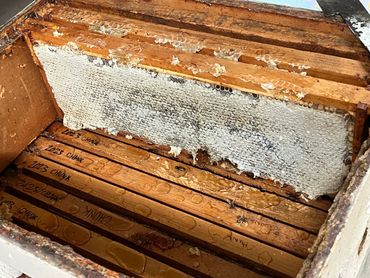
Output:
(34, 43), (352, 198)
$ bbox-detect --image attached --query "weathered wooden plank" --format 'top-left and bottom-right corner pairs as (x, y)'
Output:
(0, 192), (191, 278)
(14, 152), (304, 277)
(37, 4), (369, 86)
(25, 20), (370, 114)
(193, 0), (346, 29)
(191, 0), (344, 26)
(66, 0), (368, 60)
(29, 137), (316, 257)
(4, 172), (263, 278)
(48, 122), (327, 234)
(96, 129), (332, 210)
(0, 39), (57, 173)
(91, 127), (332, 212)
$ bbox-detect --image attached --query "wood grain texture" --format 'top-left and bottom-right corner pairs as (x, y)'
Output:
(4, 172), (263, 278)
(29, 136), (316, 257)
(65, 0), (368, 60)
(14, 152), (304, 277)
(91, 127), (332, 211)
(35, 5), (370, 86)
(47, 122), (327, 234)
(0, 192), (191, 278)
(0, 39), (57, 173)
(24, 20), (370, 114)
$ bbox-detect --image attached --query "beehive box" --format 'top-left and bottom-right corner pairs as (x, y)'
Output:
(0, 0), (370, 277)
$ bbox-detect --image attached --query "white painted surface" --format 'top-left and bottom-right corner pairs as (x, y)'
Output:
(305, 161), (370, 277)
(349, 17), (370, 51)
(0, 260), (22, 278)
(0, 235), (75, 278)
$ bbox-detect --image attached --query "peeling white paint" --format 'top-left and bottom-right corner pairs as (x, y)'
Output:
(348, 17), (370, 50)
(33, 43), (353, 198)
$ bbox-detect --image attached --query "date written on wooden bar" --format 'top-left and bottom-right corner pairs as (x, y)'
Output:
(48, 122), (327, 234)
(4, 172), (264, 278)
(30, 136), (316, 258)
(0, 192), (191, 278)
(15, 153), (304, 277)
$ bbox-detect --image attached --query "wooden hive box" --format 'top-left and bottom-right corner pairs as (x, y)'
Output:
(0, 0), (370, 277)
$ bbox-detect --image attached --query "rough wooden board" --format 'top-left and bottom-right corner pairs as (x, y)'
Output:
(14, 153), (304, 277)
(0, 192), (191, 278)
(35, 5), (370, 86)
(0, 39), (57, 173)
(192, 0), (342, 23)
(48, 122), (327, 234)
(30, 136), (316, 257)
(66, 0), (368, 60)
(68, 0), (346, 31)
(66, 0), (367, 59)
(23, 34), (64, 118)
(91, 128), (332, 212)
(72, 0), (348, 30)
(4, 172), (265, 278)
(25, 20), (370, 113)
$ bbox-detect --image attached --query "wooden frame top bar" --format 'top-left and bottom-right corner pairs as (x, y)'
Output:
(24, 19), (370, 114)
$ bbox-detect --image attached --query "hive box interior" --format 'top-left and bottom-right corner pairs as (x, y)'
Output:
(0, 1), (370, 277)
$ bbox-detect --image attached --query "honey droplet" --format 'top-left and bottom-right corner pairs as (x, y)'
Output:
(107, 241), (147, 274)
(257, 251), (273, 265)
(208, 224), (231, 243)
(173, 194), (185, 202)
(129, 149), (151, 164)
(68, 204), (80, 214)
(260, 224), (272, 234)
(154, 181), (171, 195)
(193, 261), (200, 268)
(108, 219), (134, 232)
(295, 229), (311, 240)
(105, 162), (122, 176)
(135, 204), (152, 217)
(37, 213), (59, 233)
(191, 194), (203, 204)
(63, 223), (91, 246)
(169, 214), (196, 231)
